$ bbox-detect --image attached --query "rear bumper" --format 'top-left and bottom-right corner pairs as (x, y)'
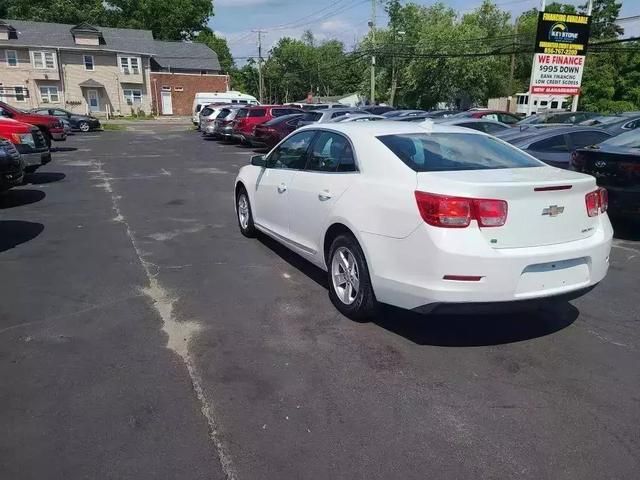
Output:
(364, 217), (613, 311)
(50, 131), (66, 141)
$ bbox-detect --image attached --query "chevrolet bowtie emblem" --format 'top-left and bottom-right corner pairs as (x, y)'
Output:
(542, 205), (564, 217)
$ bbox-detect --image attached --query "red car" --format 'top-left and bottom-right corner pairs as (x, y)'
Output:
(250, 113), (304, 148)
(0, 117), (51, 173)
(0, 101), (66, 146)
(453, 109), (522, 125)
(231, 105), (302, 144)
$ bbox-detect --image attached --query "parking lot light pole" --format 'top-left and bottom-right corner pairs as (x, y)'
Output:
(528, 0), (547, 116)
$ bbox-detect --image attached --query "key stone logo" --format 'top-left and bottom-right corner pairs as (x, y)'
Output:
(549, 23), (579, 43)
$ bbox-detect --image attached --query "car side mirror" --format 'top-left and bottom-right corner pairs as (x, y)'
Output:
(251, 154), (266, 167)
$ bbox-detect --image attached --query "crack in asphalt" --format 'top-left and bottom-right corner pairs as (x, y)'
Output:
(89, 159), (238, 480)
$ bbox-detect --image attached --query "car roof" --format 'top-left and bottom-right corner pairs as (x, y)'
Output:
(296, 120), (485, 137)
(437, 118), (507, 126)
(508, 126), (608, 146)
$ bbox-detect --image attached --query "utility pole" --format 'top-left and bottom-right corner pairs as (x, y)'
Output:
(508, 20), (518, 96)
(571, 0), (593, 112)
(527, 0), (546, 116)
(390, 30), (405, 107)
(252, 29), (266, 103)
(369, 0), (376, 104)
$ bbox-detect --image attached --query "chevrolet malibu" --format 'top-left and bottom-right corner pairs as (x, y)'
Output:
(234, 122), (612, 319)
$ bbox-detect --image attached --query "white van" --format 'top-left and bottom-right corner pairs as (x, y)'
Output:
(192, 91), (259, 125)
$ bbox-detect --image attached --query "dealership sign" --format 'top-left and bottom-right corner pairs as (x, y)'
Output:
(529, 12), (592, 95)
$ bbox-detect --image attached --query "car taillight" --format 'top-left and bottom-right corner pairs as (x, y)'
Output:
(585, 187), (607, 217)
(414, 192), (507, 228)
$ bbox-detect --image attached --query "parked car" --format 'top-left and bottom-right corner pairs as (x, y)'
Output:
(571, 129), (640, 220)
(382, 109), (427, 118)
(30, 107), (101, 132)
(250, 113), (304, 148)
(234, 122), (612, 319)
(363, 106), (395, 115)
(192, 91), (259, 126)
(214, 107), (243, 140)
(579, 114), (640, 137)
(451, 110), (521, 125)
(200, 104), (232, 137)
(517, 111), (600, 126)
(232, 106), (302, 144)
(328, 114), (385, 123)
(0, 102), (65, 146)
(296, 108), (363, 127)
(0, 138), (25, 192)
(505, 126), (612, 169)
(0, 117), (51, 173)
(434, 118), (510, 134)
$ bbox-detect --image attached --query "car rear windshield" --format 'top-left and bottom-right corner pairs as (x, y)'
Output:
(248, 108), (267, 118)
(200, 107), (214, 117)
(217, 108), (232, 119)
(377, 132), (542, 172)
(600, 129), (640, 148)
(301, 112), (322, 122)
(236, 109), (248, 119)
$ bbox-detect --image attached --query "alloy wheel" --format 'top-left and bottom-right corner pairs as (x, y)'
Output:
(237, 194), (249, 230)
(331, 247), (360, 305)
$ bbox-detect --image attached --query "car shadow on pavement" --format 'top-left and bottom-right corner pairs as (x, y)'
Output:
(257, 232), (579, 346)
(372, 303), (579, 347)
(0, 189), (46, 209)
(23, 172), (66, 185)
(0, 220), (44, 252)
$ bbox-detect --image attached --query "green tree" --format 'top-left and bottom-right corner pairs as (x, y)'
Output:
(581, 0), (623, 39)
(195, 29), (234, 73)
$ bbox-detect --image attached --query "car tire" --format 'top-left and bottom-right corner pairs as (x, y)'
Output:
(236, 187), (257, 238)
(41, 129), (52, 148)
(78, 121), (90, 132)
(328, 234), (377, 321)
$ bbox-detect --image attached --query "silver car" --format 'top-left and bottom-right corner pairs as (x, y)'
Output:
(297, 108), (363, 127)
(214, 107), (243, 140)
(199, 104), (231, 135)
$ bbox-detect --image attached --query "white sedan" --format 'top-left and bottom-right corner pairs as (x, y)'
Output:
(234, 122), (612, 319)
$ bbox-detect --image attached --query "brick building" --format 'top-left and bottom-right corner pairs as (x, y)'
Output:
(0, 19), (226, 117)
(149, 41), (228, 116)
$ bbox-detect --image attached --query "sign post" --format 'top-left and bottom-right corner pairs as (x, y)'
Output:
(528, 10), (592, 114)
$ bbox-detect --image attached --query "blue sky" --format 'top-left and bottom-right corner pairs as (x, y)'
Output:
(210, 0), (640, 62)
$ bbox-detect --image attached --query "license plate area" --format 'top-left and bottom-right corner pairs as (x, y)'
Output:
(515, 257), (590, 297)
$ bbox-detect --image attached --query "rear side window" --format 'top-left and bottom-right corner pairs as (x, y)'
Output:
(377, 133), (541, 172)
(307, 132), (356, 172)
(302, 112), (322, 122)
(530, 134), (569, 152)
(498, 113), (519, 125)
(568, 131), (611, 149)
(248, 108), (267, 118)
(331, 111), (349, 119)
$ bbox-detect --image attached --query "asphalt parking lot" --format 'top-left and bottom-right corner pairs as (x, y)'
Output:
(1, 123), (639, 480)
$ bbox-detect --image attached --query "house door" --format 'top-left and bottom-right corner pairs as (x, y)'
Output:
(161, 90), (173, 115)
(87, 90), (100, 112)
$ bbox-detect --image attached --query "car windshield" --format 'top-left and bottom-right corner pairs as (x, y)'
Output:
(377, 132), (543, 172)
(599, 129), (640, 149)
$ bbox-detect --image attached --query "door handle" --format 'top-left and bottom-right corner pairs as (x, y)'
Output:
(277, 183), (287, 193)
(318, 190), (332, 201)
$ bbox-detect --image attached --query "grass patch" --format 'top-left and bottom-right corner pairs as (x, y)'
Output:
(103, 124), (127, 131)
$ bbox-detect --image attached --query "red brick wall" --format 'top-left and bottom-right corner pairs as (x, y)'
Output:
(150, 73), (229, 116)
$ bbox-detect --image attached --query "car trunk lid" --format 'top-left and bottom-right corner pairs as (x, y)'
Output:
(416, 167), (600, 249)
(573, 146), (640, 189)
